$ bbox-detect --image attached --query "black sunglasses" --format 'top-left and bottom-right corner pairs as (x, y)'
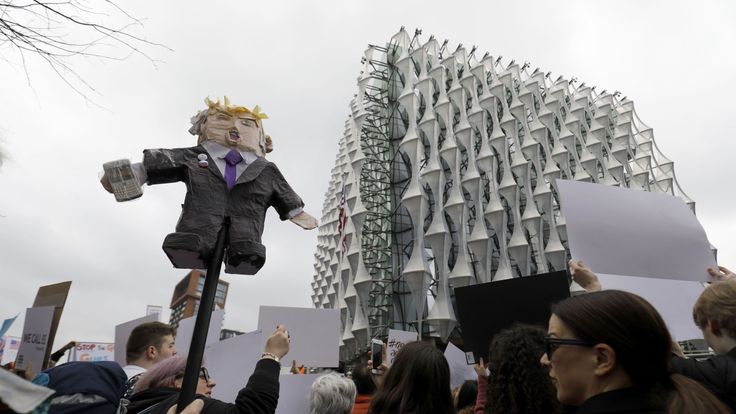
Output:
(543, 336), (596, 359)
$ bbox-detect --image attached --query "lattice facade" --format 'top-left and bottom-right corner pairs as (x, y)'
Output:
(311, 28), (694, 360)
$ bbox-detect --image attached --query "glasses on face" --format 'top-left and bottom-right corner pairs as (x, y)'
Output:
(543, 336), (596, 359)
(177, 367), (212, 384)
(199, 367), (211, 383)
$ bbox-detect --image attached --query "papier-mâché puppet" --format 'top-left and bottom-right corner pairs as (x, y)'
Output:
(102, 97), (318, 275)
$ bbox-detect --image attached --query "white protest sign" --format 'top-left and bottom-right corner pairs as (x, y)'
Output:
(275, 374), (321, 414)
(258, 306), (340, 367)
(0, 336), (21, 365)
(69, 342), (115, 362)
(175, 309), (225, 356)
(556, 179), (716, 282)
(114, 314), (159, 365)
(205, 330), (263, 403)
(597, 274), (705, 341)
(386, 329), (418, 366)
(444, 341), (478, 388)
(15, 306), (55, 371)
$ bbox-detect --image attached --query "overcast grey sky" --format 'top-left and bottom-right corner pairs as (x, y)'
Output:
(1, 0), (734, 349)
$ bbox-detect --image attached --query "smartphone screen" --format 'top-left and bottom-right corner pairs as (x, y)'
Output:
(371, 340), (382, 367)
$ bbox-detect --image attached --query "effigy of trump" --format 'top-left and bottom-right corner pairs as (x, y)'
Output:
(101, 97), (318, 275)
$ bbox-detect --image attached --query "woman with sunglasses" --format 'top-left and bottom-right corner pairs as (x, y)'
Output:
(126, 325), (289, 414)
(540, 290), (730, 414)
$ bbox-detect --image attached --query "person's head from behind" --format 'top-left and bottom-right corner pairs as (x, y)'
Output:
(134, 355), (215, 397)
(351, 364), (376, 396)
(693, 279), (736, 354)
(368, 341), (454, 414)
(455, 380), (477, 411)
(487, 325), (559, 414)
(126, 322), (177, 368)
(309, 372), (356, 414)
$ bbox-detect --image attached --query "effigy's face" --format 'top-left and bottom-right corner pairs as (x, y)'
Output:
(203, 111), (265, 156)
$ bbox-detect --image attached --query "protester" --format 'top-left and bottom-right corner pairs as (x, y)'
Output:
(454, 380), (476, 414)
(671, 278), (736, 410)
(350, 364), (375, 414)
(126, 325), (289, 414)
(541, 289), (730, 413)
(122, 322), (177, 398)
(368, 341), (455, 414)
(570, 260), (736, 411)
(474, 325), (559, 414)
(309, 372), (356, 414)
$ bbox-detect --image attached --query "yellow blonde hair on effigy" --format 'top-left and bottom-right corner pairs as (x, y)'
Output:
(204, 96), (269, 125)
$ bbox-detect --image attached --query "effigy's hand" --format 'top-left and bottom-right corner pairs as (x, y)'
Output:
(291, 212), (318, 230)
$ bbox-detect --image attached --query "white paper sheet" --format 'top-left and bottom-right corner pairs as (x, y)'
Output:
(174, 309), (225, 356)
(113, 314), (159, 365)
(557, 180), (716, 282)
(15, 306), (55, 371)
(598, 274), (705, 341)
(275, 374), (321, 414)
(205, 330), (263, 403)
(257, 306), (340, 367)
(386, 329), (418, 366)
(444, 341), (478, 389)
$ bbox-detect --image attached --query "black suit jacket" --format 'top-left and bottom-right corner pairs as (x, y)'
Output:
(142, 145), (304, 269)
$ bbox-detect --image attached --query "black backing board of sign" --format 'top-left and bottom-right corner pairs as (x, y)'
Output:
(454, 271), (570, 363)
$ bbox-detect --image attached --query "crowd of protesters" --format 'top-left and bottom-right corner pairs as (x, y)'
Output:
(1, 264), (734, 414)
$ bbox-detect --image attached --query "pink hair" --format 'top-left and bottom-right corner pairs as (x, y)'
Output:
(134, 355), (187, 393)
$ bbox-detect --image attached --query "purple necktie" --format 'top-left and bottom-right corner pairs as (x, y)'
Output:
(223, 149), (243, 189)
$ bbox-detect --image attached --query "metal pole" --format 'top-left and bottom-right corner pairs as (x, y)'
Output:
(177, 218), (229, 411)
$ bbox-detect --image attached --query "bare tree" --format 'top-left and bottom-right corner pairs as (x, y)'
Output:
(0, 0), (169, 102)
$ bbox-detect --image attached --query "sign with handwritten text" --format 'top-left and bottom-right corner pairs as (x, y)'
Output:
(386, 329), (418, 366)
(69, 342), (115, 362)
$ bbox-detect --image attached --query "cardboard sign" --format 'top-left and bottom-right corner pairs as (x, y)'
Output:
(0, 336), (21, 365)
(454, 271), (570, 362)
(69, 342), (115, 362)
(556, 179), (715, 282)
(205, 330), (263, 403)
(15, 306), (55, 371)
(444, 341), (478, 388)
(386, 329), (418, 366)
(257, 306), (340, 367)
(114, 314), (159, 365)
(275, 374), (321, 414)
(32, 281), (72, 369)
(175, 309), (225, 356)
(597, 274), (705, 340)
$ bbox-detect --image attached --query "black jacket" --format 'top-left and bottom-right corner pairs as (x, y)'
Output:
(573, 387), (665, 414)
(671, 347), (736, 412)
(143, 145), (304, 274)
(127, 359), (280, 414)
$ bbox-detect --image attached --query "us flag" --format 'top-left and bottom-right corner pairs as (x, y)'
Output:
(338, 183), (347, 252)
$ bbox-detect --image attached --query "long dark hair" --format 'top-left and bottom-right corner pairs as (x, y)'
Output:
(486, 325), (560, 414)
(368, 341), (455, 414)
(552, 290), (730, 414)
(456, 380), (477, 411)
